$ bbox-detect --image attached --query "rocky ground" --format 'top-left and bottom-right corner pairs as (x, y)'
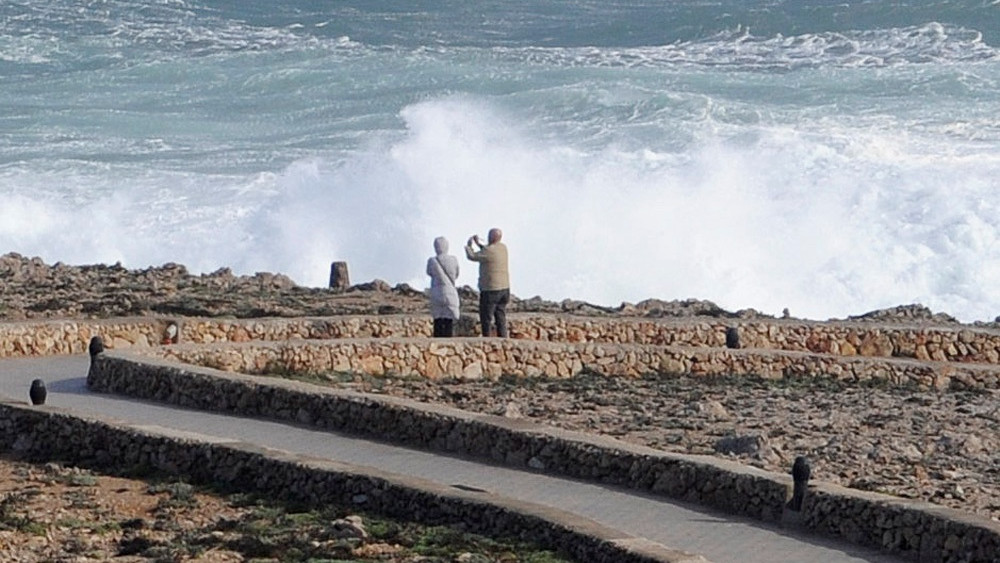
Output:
(311, 371), (1000, 522)
(2, 252), (987, 325)
(2, 251), (1000, 559)
(0, 455), (568, 562)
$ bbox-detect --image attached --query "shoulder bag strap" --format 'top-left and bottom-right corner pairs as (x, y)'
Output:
(435, 256), (456, 286)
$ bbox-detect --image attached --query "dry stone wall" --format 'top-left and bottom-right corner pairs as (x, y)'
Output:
(86, 352), (799, 523)
(86, 351), (1000, 563)
(176, 316), (1000, 366)
(2, 315), (999, 391)
(733, 322), (1000, 365)
(144, 336), (998, 390)
(0, 318), (169, 358)
(0, 399), (697, 563)
(803, 484), (1000, 563)
(2, 314), (999, 368)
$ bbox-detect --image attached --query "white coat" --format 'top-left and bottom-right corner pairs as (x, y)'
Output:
(427, 237), (460, 320)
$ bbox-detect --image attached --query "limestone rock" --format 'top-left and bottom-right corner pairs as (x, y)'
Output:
(504, 402), (524, 419)
(714, 434), (768, 456)
(698, 399), (730, 420)
(331, 515), (368, 539)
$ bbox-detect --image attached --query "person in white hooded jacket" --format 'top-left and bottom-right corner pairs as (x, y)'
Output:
(426, 236), (461, 337)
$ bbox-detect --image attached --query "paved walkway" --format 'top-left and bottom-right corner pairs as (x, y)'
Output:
(0, 354), (903, 563)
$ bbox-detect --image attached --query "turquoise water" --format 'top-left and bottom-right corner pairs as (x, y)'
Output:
(1, 0), (999, 320)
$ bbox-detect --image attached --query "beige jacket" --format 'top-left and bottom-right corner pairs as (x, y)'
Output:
(465, 241), (509, 291)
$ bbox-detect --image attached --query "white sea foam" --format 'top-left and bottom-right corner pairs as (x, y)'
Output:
(3, 97), (997, 322)
(293, 99), (1000, 321)
(506, 23), (1000, 70)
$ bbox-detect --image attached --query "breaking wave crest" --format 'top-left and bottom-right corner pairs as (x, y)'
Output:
(510, 23), (1000, 70)
(5, 98), (999, 322)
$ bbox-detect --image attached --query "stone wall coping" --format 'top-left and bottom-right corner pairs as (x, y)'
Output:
(0, 398), (705, 563)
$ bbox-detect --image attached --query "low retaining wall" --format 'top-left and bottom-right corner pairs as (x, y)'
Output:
(178, 316), (1000, 365)
(0, 318), (170, 358)
(804, 485), (1000, 562)
(89, 352), (793, 523)
(2, 315), (1000, 367)
(148, 337), (998, 390)
(0, 399), (702, 563)
(3, 315), (998, 389)
(87, 351), (1000, 562)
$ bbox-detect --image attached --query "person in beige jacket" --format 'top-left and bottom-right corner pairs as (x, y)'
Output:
(465, 227), (509, 337)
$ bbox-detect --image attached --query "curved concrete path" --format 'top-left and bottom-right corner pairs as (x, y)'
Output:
(0, 354), (903, 563)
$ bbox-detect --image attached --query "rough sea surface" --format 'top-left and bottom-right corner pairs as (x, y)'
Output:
(1, 0), (998, 321)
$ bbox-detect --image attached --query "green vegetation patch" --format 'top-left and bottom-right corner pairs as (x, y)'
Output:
(114, 486), (573, 562)
(0, 491), (46, 535)
(221, 495), (570, 562)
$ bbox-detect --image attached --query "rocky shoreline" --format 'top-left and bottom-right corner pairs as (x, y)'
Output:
(2, 252), (999, 525)
(0, 252), (990, 326)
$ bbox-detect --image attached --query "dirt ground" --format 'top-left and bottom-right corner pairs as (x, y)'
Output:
(0, 456), (568, 562)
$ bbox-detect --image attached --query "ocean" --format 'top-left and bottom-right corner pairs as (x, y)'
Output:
(1, 0), (998, 321)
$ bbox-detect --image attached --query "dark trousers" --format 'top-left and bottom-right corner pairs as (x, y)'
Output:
(479, 288), (509, 337)
(432, 318), (454, 337)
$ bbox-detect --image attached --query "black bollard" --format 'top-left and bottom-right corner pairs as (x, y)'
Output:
(29, 379), (47, 405)
(89, 336), (105, 359)
(791, 456), (811, 511)
(725, 326), (741, 349)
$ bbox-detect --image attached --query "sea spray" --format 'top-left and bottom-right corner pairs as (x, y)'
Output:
(1, 0), (998, 321)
